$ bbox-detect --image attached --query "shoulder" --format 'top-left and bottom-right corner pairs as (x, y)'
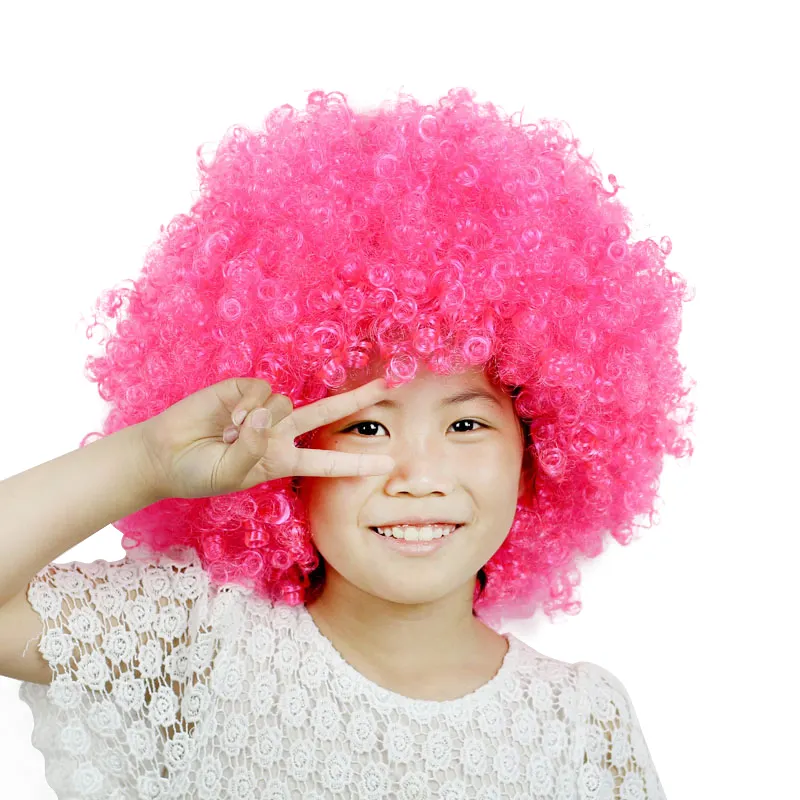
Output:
(21, 546), (211, 687)
(573, 659), (627, 696)
(571, 659), (647, 744)
(27, 545), (209, 605)
(16, 549), (223, 794)
(506, 633), (579, 685)
(505, 639), (639, 726)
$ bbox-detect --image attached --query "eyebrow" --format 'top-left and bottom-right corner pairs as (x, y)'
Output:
(371, 389), (503, 411)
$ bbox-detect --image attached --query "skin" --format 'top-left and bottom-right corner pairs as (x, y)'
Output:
(297, 363), (527, 699)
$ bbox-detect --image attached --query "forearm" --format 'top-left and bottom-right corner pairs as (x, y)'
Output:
(0, 422), (161, 606)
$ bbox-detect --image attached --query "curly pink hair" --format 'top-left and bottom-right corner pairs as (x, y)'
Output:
(81, 87), (695, 627)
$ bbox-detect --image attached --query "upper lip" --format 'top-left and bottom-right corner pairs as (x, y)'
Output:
(371, 518), (465, 528)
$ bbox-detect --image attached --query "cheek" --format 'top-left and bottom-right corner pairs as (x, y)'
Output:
(463, 445), (519, 481)
(468, 447), (524, 508)
(303, 477), (368, 532)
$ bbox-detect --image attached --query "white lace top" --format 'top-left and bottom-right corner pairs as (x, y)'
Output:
(18, 548), (667, 799)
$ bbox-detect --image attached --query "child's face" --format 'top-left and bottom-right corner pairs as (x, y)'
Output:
(298, 364), (526, 607)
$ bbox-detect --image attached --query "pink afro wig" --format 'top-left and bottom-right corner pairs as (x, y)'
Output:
(81, 87), (695, 627)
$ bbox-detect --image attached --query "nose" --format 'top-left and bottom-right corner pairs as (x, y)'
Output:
(381, 438), (456, 496)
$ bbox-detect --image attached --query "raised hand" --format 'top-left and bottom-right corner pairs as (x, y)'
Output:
(137, 377), (395, 500)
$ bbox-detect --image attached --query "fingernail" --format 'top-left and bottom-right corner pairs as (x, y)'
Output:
(233, 409), (247, 426)
(223, 427), (238, 443)
(251, 409), (271, 429)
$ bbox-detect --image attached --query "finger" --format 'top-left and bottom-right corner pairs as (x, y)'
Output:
(290, 446), (395, 478)
(287, 378), (390, 438)
(226, 378), (292, 428)
(222, 425), (240, 444)
(217, 406), (277, 481)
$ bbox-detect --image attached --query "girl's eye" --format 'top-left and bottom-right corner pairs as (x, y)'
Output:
(342, 419), (488, 437)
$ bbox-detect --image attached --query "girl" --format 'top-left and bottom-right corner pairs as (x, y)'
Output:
(0, 87), (693, 798)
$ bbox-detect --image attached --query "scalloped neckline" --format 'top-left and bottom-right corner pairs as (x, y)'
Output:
(297, 602), (520, 712)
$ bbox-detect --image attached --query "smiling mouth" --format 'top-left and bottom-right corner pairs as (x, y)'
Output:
(369, 524), (464, 539)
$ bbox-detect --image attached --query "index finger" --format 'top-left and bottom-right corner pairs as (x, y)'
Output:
(288, 377), (391, 438)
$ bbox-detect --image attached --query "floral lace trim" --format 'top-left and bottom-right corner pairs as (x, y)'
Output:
(292, 601), (523, 716)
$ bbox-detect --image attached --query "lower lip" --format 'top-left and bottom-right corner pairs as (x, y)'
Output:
(369, 525), (463, 556)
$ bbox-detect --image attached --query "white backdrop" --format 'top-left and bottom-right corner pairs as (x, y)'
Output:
(0, 1), (796, 797)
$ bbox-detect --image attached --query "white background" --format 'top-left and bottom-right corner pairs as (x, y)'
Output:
(0, 1), (796, 797)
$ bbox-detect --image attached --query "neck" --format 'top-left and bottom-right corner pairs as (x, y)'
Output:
(305, 572), (489, 680)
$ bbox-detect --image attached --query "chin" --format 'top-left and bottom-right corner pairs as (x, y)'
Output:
(363, 578), (467, 608)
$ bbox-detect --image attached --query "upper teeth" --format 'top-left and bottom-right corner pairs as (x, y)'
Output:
(375, 524), (458, 541)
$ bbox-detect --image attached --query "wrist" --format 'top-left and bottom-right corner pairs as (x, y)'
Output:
(126, 420), (171, 505)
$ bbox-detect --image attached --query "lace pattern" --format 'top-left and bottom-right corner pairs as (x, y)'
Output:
(18, 549), (667, 798)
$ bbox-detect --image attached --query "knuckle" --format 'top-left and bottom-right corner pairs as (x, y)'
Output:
(315, 400), (334, 426)
(237, 377), (272, 401)
(245, 376), (272, 390)
(267, 393), (293, 420)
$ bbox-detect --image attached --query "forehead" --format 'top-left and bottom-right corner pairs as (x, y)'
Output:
(371, 387), (503, 411)
(347, 365), (507, 409)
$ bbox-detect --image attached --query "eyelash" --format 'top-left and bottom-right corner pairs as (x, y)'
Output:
(342, 419), (488, 437)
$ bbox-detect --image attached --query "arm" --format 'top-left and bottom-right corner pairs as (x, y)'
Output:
(0, 422), (161, 608)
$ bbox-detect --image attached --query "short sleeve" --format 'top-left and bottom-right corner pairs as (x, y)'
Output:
(17, 547), (214, 798)
(574, 661), (667, 799)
